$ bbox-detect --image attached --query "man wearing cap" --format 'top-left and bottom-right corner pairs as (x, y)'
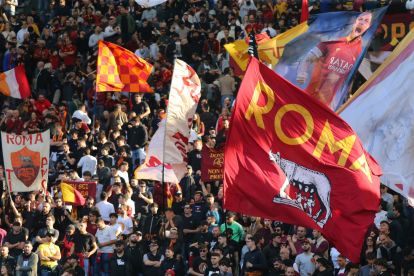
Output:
(16, 241), (38, 276)
(172, 190), (185, 216)
(143, 240), (164, 276)
(294, 239), (315, 276)
(109, 240), (127, 275)
(125, 232), (145, 275)
(220, 212), (244, 243)
(73, 221), (97, 275)
(188, 243), (209, 275)
(37, 230), (61, 275)
(95, 217), (117, 275)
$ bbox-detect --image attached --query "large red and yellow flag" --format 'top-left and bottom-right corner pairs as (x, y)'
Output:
(224, 58), (382, 263)
(96, 40), (153, 93)
(224, 23), (308, 72)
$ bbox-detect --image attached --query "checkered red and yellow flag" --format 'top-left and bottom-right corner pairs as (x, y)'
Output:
(96, 40), (153, 92)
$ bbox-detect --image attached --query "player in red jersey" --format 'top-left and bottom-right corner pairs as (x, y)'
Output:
(296, 12), (372, 107)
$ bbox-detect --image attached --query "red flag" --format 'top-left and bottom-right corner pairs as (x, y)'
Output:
(224, 58), (382, 263)
(300, 0), (309, 23)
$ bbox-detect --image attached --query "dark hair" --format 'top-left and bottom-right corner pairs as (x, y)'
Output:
(100, 192), (108, 200)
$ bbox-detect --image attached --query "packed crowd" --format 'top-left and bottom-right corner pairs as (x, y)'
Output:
(0, 0), (413, 275)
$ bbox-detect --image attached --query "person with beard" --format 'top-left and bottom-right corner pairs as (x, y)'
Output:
(109, 240), (128, 276)
(125, 232), (145, 275)
(16, 241), (38, 276)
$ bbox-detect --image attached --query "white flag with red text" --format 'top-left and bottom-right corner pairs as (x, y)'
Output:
(135, 59), (201, 182)
(340, 29), (414, 206)
(1, 130), (50, 192)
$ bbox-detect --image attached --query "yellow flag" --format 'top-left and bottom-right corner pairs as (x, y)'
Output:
(225, 22), (309, 71)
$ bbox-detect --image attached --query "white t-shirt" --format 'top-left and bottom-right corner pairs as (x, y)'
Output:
(96, 201), (115, 222)
(78, 155), (97, 175)
(118, 170), (129, 184)
(117, 217), (133, 235)
(96, 226), (117, 253)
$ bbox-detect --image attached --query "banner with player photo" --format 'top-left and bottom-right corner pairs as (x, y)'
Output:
(275, 7), (387, 111)
(1, 130), (50, 192)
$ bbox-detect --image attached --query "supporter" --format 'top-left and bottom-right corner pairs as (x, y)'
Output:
(142, 203), (162, 240)
(35, 215), (59, 246)
(220, 212), (244, 243)
(377, 233), (402, 275)
(3, 221), (27, 258)
(125, 232), (145, 275)
(109, 240), (127, 275)
(15, 241), (38, 276)
(95, 217), (117, 275)
(294, 239), (315, 276)
(73, 221), (97, 275)
(37, 231), (61, 275)
(95, 192), (115, 223)
(242, 234), (267, 275)
(61, 254), (85, 276)
(0, 247), (15, 272)
(143, 239), (164, 276)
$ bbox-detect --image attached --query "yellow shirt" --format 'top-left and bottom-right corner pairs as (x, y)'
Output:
(38, 242), (60, 267)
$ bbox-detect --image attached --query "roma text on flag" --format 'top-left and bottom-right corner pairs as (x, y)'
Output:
(224, 58), (382, 263)
(1, 130), (50, 192)
(96, 40), (153, 93)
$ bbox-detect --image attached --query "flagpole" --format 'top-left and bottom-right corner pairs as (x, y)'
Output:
(161, 58), (177, 237)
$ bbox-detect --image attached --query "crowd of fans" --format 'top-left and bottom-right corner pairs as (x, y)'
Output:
(0, 0), (413, 275)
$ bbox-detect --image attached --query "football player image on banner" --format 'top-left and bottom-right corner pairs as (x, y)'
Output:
(275, 8), (386, 110)
(1, 130), (50, 192)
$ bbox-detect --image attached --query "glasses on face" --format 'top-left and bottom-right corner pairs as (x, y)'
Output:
(200, 249), (208, 252)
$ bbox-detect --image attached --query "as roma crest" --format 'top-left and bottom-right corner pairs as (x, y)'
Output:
(11, 147), (40, 187)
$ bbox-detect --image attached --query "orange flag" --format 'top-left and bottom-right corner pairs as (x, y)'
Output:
(96, 40), (153, 93)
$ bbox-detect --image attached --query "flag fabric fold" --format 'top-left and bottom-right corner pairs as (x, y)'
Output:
(224, 58), (381, 263)
(96, 40), (153, 93)
(61, 182), (86, 206)
(0, 65), (31, 99)
(340, 28), (414, 206)
(224, 23), (308, 72)
(135, 59), (201, 182)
